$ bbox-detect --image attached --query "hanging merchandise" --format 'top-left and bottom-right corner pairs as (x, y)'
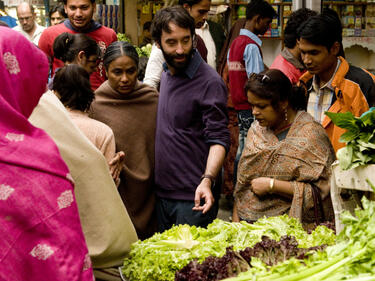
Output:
(97, 4), (119, 32)
(153, 3), (161, 15)
(142, 2), (150, 14)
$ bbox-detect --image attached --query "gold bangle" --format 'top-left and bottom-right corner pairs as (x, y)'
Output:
(269, 178), (274, 193)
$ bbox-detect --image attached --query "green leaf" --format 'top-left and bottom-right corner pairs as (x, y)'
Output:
(359, 132), (374, 144)
(325, 111), (360, 133)
(337, 145), (354, 170)
(360, 108), (375, 126)
(357, 140), (375, 150)
(353, 150), (372, 164)
(340, 130), (359, 143)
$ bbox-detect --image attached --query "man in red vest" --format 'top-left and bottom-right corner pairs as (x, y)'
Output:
(228, 0), (276, 186)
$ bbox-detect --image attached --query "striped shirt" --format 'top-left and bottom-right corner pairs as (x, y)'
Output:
(307, 59), (340, 123)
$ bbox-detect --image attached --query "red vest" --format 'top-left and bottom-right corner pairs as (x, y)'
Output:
(228, 35), (262, 110)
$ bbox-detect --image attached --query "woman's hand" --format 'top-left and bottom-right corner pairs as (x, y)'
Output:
(109, 151), (125, 184)
(251, 177), (272, 196)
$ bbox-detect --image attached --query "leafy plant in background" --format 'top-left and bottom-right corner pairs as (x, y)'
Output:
(325, 109), (375, 170)
(117, 33), (152, 58)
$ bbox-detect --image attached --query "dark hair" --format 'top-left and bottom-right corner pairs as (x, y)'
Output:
(63, 0), (95, 5)
(245, 69), (307, 111)
(53, 64), (94, 111)
(283, 8), (317, 49)
(138, 56), (148, 81)
(143, 21), (152, 31)
(178, 0), (204, 6)
(151, 6), (195, 45)
(322, 8), (345, 57)
(103, 41), (139, 71)
(246, 0), (277, 20)
(297, 8), (343, 51)
(49, 3), (67, 19)
(53, 32), (100, 63)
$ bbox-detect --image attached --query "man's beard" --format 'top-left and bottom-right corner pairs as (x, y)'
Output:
(160, 45), (194, 74)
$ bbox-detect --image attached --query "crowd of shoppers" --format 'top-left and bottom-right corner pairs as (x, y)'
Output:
(1, 0), (375, 280)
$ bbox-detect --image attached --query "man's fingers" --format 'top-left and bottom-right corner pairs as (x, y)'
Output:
(194, 192), (201, 208)
(202, 197), (214, 213)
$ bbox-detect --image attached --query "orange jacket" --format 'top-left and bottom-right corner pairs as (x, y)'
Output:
(299, 57), (375, 152)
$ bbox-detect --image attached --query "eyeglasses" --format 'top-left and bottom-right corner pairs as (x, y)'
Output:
(86, 58), (101, 66)
(18, 16), (33, 22)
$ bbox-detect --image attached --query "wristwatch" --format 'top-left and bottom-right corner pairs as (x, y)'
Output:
(200, 174), (216, 187)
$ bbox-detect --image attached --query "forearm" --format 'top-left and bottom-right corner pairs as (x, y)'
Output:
(193, 144), (225, 213)
(251, 177), (294, 198)
(203, 144), (226, 178)
(272, 179), (294, 198)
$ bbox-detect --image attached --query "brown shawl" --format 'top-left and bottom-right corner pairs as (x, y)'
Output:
(234, 111), (335, 226)
(90, 80), (158, 240)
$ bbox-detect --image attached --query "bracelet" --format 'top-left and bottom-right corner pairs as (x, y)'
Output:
(269, 178), (274, 193)
(200, 174), (216, 187)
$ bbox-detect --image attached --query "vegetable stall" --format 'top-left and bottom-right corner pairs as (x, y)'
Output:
(120, 110), (375, 281)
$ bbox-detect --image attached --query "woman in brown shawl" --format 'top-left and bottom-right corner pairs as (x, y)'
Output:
(90, 42), (158, 240)
(233, 69), (335, 229)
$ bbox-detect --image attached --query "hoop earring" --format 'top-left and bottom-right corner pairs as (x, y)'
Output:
(284, 108), (288, 121)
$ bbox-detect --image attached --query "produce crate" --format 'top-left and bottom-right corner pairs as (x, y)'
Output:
(330, 161), (375, 233)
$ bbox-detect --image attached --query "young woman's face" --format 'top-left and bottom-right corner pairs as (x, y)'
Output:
(247, 90), (283, 130)
(106, 55), (138, 95)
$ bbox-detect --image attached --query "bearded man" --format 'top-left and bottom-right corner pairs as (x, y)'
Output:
(151, 6), (230, 232)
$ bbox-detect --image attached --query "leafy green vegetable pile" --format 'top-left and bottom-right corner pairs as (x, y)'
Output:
(326, 109), (375, 170)
(175, 236), (327, 281)
(121, 216), (335, 281)
(117, 33), (132, 43)
(117, 33), (152, 58)
(225, 196), (375, 281)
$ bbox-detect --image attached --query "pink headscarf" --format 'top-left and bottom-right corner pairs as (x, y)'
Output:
(0, 27), (94, 280)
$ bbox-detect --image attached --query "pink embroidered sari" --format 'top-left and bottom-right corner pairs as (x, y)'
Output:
(0, 27), (93, 280)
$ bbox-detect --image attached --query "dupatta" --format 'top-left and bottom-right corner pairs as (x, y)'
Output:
(235, 111), (335, 225)
(0, 27), (93, 280)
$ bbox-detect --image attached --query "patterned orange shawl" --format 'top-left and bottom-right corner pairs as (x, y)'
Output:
(235, 111), (335, 224)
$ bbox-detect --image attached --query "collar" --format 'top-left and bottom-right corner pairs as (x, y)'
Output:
(312, 58), (341, 91)
(299, 56), (348, 92)
(239, 29), (262, 46)
(200, 21), (209, 30)
(163, 49), (202, 79)
(281, 48), (305, 70)
(64, 19), (101, 33)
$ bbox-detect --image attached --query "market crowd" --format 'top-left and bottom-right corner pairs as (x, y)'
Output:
(1, 0), (375, 280)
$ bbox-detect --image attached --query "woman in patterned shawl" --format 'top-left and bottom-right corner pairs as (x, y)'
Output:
(0, 27), (93, 280)
(233, 69), (335, 229)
